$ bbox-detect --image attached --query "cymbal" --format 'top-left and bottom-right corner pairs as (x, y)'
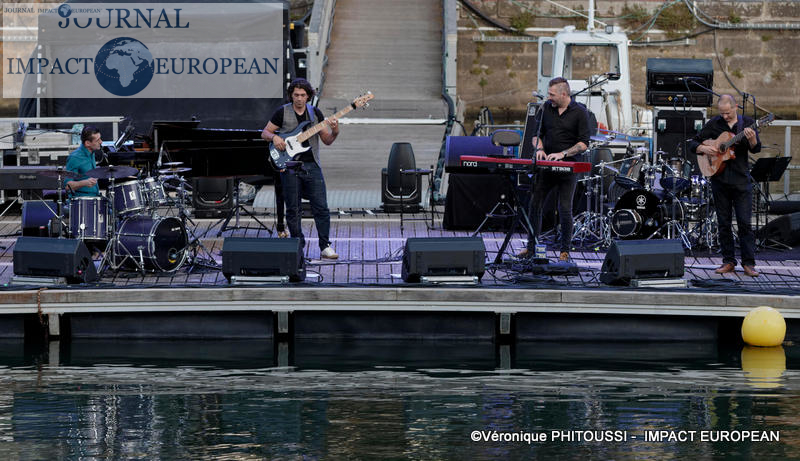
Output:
(162, 161), (184, 167)
(590, 135), (611, 144)
(158, 167), (192, 174)
(86, 165), (139, 179)
(37, 168), (79, 179)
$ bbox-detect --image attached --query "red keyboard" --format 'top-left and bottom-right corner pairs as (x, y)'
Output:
(458, 155), (592, 174)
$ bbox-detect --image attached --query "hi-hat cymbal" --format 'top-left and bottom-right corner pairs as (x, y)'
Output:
(162, 161), (184, 167)
(158, 167), (192, 174)
(590, 135), (611, 144)
(86, 165), (139, 179)
(38, 168), (79, 179)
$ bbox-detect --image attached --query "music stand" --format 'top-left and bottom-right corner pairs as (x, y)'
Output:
(751, 156), (792, 250)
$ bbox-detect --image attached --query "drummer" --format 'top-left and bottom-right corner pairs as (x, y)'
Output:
(64, 126), (102, 197)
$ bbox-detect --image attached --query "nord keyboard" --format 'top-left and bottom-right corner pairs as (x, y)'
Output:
(455, 155), (591, 174)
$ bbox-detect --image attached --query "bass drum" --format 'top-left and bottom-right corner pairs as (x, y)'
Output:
(610, 189), (661, 239)
(113, 216), (187, 272)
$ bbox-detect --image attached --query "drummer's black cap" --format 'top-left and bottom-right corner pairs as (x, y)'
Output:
(80, 125), (100, 144)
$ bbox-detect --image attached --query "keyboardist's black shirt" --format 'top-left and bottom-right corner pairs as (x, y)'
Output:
(533, 100), (591, 161)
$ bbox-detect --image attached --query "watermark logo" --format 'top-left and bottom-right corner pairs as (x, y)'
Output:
(94, 37), (154, 96)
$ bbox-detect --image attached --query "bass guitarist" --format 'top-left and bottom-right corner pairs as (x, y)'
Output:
(261, 78), (339, 260)
(689, 94), (761, 276)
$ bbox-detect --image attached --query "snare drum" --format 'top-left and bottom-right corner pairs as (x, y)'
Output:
(615, 156), (644, 190)
(112, 180), (145, 215)
(142, 177), (168, 208)
(660, 158), (691, 193)
(70, 196), (109, 241)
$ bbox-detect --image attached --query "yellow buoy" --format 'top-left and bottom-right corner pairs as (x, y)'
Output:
(741, 345), (786, 389)
(741, 306), (786, 347)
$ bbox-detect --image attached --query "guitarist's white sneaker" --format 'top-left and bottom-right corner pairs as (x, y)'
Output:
(321, 246), (339, 260)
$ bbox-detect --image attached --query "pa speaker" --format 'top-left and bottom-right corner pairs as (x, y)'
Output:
(600, 239), (684, 285)
(222, 237), (305, 282)
(192, 177), (233, 218)
(757, 212), (800, 246)
(13, 236), (98, 283)
(401, 237), (485, 283)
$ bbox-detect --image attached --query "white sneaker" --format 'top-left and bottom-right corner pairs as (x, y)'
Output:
(277, 230), (289, 238)
(320, 246), (338, 260)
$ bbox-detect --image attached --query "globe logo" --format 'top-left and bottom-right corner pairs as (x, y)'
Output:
(94, 37), (154, 97)
(58, 4), (71, 18)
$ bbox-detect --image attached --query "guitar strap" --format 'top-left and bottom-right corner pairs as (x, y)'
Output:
(736, 115), (744, 135)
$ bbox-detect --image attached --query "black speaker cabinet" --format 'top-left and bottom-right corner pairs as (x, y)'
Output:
(758, 212), (800, 247)
(222, 237), (305, 282)
(401, 237), (486, 282)
(600, 239), (684, 285)
(192, 177), (233, 218)
(13, 236), (98, 283)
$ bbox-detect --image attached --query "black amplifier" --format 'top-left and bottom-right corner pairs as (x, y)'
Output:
(646, 58), (713, 107)
(647, 90), (713, 108)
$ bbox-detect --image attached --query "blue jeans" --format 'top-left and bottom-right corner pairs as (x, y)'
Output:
(526, 172), (578, 252)
(711, 179), (755, 266)
(280, 162), (331, 250)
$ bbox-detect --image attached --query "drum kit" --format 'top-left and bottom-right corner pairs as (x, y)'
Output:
(572, 142), (718, 250)
(33, 162), (206, 275)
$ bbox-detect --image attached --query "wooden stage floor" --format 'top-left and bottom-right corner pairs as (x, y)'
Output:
(1, 206), (800, 294)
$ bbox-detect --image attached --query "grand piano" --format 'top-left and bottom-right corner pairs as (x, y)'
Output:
(109, 121), (272, 178)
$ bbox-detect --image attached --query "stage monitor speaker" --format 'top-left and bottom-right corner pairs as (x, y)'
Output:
(600, 239), (684, 285)
(192, 177), (233, 218)
(401, 237), (485, 283)
(758, 212), (800, 247)
(222, 237), (305, 282)
(13, 236), (98, 283)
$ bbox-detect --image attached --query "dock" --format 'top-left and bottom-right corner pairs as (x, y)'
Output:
(0, 208), (798, 343)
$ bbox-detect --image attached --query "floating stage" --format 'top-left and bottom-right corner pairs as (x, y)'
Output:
(0, 209), (798, 343)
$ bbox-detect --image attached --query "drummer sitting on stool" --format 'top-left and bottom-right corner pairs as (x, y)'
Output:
(64, 126), (102, 197)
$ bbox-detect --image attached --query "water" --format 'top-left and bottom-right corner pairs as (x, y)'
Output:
(0, 339), (797, 460)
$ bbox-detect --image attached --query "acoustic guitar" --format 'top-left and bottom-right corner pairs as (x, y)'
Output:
(268, 92), (373, 170)
(697, 113), (774, 177)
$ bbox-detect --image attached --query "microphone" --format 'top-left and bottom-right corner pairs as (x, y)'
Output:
(113, 124), (134, 150)
(605, 72), (621, 80)
(532, 91), (545, 100)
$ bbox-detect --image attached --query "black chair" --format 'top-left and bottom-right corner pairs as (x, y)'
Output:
(381, 142), (422, 213)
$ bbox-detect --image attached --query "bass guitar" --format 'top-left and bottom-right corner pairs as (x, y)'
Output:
(697, 113), (774, 177)
(268, 92), (373, 170)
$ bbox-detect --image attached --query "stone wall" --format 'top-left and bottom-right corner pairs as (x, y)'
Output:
(458, 0), (800, 119)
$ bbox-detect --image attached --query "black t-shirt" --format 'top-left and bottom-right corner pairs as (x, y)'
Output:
(688, 114), (762, 185)
(534, 100), (591, 160)
(269, 105), (326, 163)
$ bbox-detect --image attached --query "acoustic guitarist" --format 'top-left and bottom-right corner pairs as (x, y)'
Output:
(688, 94), (761, 276)
(261, 78), (339, 260)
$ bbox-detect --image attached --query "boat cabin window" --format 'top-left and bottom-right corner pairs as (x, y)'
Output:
(540, 42), (553, 77)
(562, 44), (620, 81)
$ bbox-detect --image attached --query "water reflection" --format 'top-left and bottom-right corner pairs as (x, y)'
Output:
(0, 340), (794, 459)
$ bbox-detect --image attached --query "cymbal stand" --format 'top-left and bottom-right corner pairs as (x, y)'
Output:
(173, 174), (217, 270)
(648, 162), (692, 250)
(208, 177), (274, 237)
(572, 173), (608, 247)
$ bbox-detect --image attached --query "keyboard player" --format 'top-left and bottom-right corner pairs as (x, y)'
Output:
(518, 77), (590, 262)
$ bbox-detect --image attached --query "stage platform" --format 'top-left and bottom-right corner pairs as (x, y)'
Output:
(0, 208), (798, 342)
